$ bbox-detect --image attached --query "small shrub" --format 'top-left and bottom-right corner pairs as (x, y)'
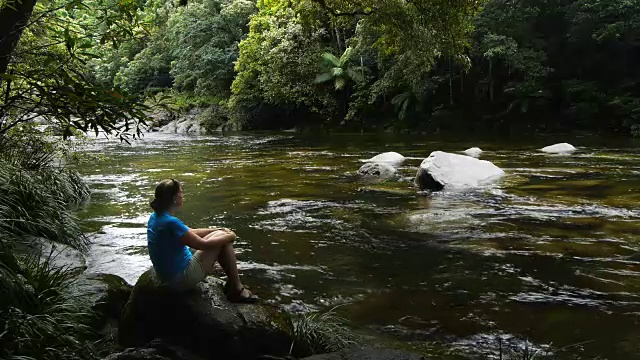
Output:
(0, 250), (98, 360)
(285, 306), (358, 357)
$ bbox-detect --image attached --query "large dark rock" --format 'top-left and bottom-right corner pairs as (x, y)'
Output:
(301, 346), (427, 360)
(119, 269), (292, 360)
(103, 340), (203, 360)
(147, 109), (176, 130)
(70, 273), (133, 330)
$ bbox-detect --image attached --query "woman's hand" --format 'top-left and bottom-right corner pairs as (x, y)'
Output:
(181, 228), (236, 250)
(192, 227), (234, 237)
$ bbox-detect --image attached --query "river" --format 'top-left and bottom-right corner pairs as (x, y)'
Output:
(75, 132), (640, 359)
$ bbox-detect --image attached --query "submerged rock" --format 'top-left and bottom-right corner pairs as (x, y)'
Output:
(364, 152), (406, 167)
(462, 147), (483, 158)
(302, 346), (428, 360)
(415, 151), (505, 191)
(34, 240), (86, 270)
(119, 269), (291, 360)
(358, 162), (397, 181)
(540, 143), (576, 154)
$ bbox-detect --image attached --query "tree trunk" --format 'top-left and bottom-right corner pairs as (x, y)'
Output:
(489, 59), (494, 103)
(334, 24), (343, 54)
(0, 0), (37, 81)
(343, 86), (347, 118)
(448, 57), (453, 106)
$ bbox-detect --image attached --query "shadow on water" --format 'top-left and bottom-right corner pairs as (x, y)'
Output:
(74, 132), (640, 359)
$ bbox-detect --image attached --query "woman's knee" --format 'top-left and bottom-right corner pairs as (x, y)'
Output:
(217, 229), (237, 243)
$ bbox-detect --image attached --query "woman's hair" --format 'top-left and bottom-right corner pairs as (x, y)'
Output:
(150, 178), (181, 213)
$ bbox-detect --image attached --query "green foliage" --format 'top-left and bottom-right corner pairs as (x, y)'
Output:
(197, 101), (231, 132)
(1, 0), (149, 141)
(0, 251), (95, 360)
(114, 38), (173, 95)
(149, 91), (223, 112)
(391, 91), (412, 120)
(92, 0), (256, 98)
(230, 0), (337, 126)
(347, 0), (480, 111)
(569, 0), (640, 42)
(5, 0), (638, 135)
(169, 0), (256, 95)
(285, 307), (358, 357)
(0, 143), (90, 250)
(0, 131), (96, 360)
(462, 0), (640, 133)
(315, 47), (364, 91)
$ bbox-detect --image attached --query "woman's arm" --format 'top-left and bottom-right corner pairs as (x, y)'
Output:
(191, 228), (232, 238)
(180, 229), (236, 250)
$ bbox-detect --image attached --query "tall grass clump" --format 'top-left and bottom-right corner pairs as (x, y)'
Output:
(285, 306), (358, 357)
(0, 131), (96, 360)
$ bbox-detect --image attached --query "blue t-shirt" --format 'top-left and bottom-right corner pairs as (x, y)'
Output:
(147, 212), (192, 281)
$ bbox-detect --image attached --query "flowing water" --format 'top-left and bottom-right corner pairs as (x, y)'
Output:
(75, 132), (640, 359)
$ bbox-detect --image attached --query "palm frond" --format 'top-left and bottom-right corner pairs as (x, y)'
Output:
(314, 72), (334, 84)
(392, 92), (413, 120)
(331, 67), (344, 77)
(392, 91), (412, 106)
(321, 52), (340, 67)
(340, 47), (353, 65)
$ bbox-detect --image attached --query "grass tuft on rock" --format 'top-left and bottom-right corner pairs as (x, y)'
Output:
(286, 306), (358, 357)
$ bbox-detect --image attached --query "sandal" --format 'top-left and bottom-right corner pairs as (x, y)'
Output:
(222, 281), (250, 294)
(226, 286), (259, 303)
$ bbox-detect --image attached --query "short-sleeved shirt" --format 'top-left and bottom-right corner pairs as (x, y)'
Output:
(147, 212), (192, 281)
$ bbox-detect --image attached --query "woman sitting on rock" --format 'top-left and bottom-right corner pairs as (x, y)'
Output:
(147, 178), (258, 303)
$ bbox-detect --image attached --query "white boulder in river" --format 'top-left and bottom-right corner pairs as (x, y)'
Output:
(364, 151), (405, 167)
(540, 143), (576, 154)
(358, 162), (397, 181)
(463, 147), (483, 158)
(415, 151), (505, 191)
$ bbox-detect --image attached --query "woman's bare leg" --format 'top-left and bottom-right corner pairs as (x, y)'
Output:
(193, 231), (226, 274)
(217, 242), (243, 292)
(196, 231), (256, 300)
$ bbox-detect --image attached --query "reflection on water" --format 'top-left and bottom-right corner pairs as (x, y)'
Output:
(75, 132), (640, 359)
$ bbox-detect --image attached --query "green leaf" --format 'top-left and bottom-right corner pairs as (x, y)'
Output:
(340, 47), (353, 65)
(78, 52), (101, 59)
(321, 53), (340, 68)
(314, 72), (334, 84)
(392, 92), (411, 106)
(0, 73), (19, 81)
(331, 67), (343, 77)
